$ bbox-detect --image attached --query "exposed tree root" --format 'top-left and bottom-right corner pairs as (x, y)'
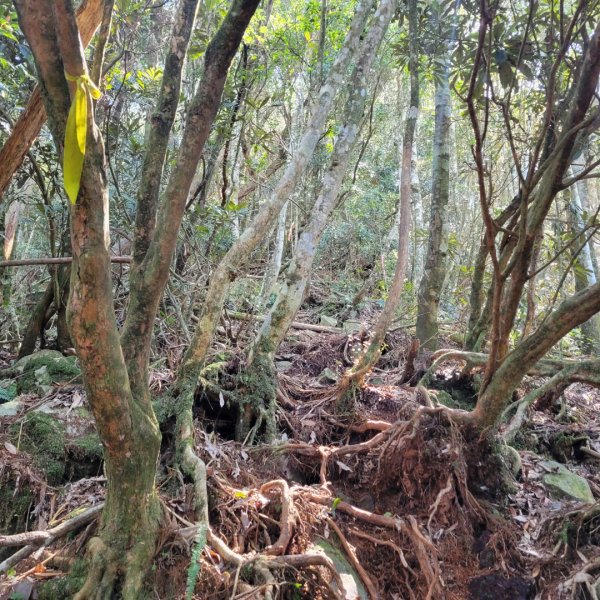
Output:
(0, 504), (103, 575)
(326, 516), (378, 599)
(421, 349), (600, 388)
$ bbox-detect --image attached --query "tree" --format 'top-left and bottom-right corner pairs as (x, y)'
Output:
(337, 0), (420, 390)
(13, 0), (259, 596)
(460, 1), (600, 428)
(240, 0), (395, 440)
(175, 0), (377, 437)
(415, 1), (454, 350)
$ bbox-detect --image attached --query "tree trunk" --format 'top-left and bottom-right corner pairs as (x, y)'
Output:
(258, 200), (288, 309)
(18, 265), (70, 358)
(182, 0), (375, 371)
(567, 166), (600, 352)
(416, 39), (452, 350)
(473, 281), (600, 428)
(234, 0), (394, 440)
(340, 0), (419, 388)
(14, 0), (259, 596)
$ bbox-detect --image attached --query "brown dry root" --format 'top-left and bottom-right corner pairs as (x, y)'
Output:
(564, 556), (600, 600)
(176, 378), (347, 598)
(377, 407), (486, 518)
(259, 479), (297, 556)
(301, 487), (443, 599)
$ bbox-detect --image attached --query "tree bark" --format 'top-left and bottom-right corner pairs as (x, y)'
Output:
(473, 281), (600, 428)
(12, 0), (259, 596)
(250, 0), (394, 364)
(567, 163), (600, 352)
(416, 38), (452, 350)
(181, 0), (376, 371)
(339, 0), (419, 387)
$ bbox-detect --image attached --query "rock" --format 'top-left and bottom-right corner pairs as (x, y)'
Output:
(343, 320), (362, 333)
(501, 444), (522, 477)
(541, 460), (595, 504)
(12, 349), (64, 372)
(319, 367), (338, 383)
(320, 315), (338, 327)
(0, 381), (17, 403)
(0, 399), (23, 417)
(14, 351), (81, 395)
(311, 540), (368, 600)
(275, 361), (293, 373)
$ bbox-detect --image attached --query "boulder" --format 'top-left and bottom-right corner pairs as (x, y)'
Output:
(13, 350), (81, 395)
(541, 460), (595, 504)
(320, 315), (338, 327)
(319, 367), (338, 383)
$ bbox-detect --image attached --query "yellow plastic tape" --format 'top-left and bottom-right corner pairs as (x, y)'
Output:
(63, 72), (101, 204)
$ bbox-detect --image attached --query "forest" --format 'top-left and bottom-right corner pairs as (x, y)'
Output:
(1, 0), (600, 597)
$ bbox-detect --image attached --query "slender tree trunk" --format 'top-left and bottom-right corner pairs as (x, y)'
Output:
(340, 0), (419, 388)
(18, 265), (70, 358)
(567, 169), (600, 352)
(258, 200), (288, 308)
(182, 0), (375, 371)
(239, 0), (394, 440)
(416, 46), (451, 350)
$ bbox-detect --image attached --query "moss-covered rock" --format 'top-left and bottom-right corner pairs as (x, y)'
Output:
(0, 380), (17, 403)
(11, 412), (67, 485)
(541, 460), (595, 504)
(38, 559), (87, 600)
(0, 479), (33, 561)
(13, 350), (81, 395)
(67, 433), (104, 479)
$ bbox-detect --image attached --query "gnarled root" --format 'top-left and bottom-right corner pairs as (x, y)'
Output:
(73, 520), (159, 600)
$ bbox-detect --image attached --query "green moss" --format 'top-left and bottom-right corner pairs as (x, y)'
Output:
(237, 354), (278, 442)
(0, 479), (33, 562)
(70, 433), (103, 461)
(434, 390), (456, 408)
(11, 412), (66, 485)
(17, 353), (81, 394)
(153, 394), (178, 425)
(38, 559), (87, 600)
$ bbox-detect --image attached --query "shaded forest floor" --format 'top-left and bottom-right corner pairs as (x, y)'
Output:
(1, 317), (600, 599)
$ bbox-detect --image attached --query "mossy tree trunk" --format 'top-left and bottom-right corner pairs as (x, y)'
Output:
(15, 0), (260, 597)
(416, 6), (452, 351)
(182, 0), (376, 372)
(240, 0), (395, 440)
(339, 0), (420, 389)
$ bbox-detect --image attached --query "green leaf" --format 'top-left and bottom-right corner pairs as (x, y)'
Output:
(332, 497), (341, 516)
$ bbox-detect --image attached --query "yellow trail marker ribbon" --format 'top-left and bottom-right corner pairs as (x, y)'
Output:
(63, 72), (102, 204)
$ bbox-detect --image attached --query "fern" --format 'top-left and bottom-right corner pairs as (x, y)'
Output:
(185, 523), (207, 600)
